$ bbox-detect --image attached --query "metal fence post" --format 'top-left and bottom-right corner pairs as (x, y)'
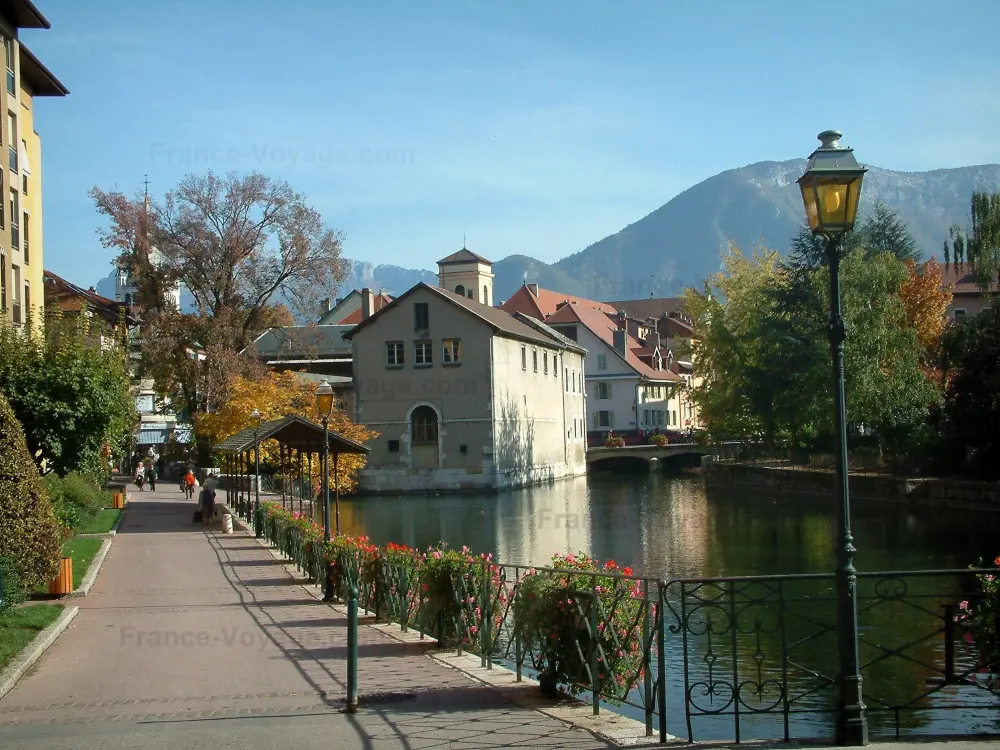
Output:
(590, 574), (600, 716)
(347, 584), (358, 713)
(658, 580), (667, 743)
(643, 579), (653, 736)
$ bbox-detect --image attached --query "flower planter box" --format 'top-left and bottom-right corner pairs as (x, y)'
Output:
(48, 557), (74, 596)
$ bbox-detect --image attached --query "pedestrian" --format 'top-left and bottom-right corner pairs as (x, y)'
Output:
(146, 463), (157, 491)
(135, 463), (145, 491)
(183, 469), (196, 499)
(199, 482), (216, 528)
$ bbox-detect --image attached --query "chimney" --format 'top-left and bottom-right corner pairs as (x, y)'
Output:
(361, 288), (375, 320)
(613, 329), (628, 359)
(527, 283), (539, 295)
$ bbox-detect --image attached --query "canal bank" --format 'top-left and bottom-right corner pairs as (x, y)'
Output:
(703, 461), (1000, 512)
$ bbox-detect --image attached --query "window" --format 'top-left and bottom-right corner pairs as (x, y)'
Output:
(8, 189), (16, 250)
(595, 410), (611, 428)
(571, 369), (576, 392)
(0, 169), (4, 228)
(579, 372), (582, 391)
(10, 263), (19, 324)
(597, 354), (607, 371)
(387, 440), (400, 453)
(414, 340), (432, 366)
(7, 112), (15, 173)
(22, 280), (28, 326)
(385, 341), (404, 367)
(597, 382), (611, 399)
(442, 338), (461, 364)
(543, 351), (548, 374)
(483, 285), (489, 305)
(953, 309), (967, 318)
(411, 405), (438, 443)
(672, 410), (678, 426)
(521, 345), (527, 370)
(532, 349), (538, 372)
(21, 211), (26, 264)
(21, 174), (26, 195)
(414, 302), (429, 329)
(459, 444), (468, 455)
(4, 39), (12, 95)
(455, 284), (465, 296)
(564, 368), (569, 392)
(0, 250), (6, 312)
(644, 409), (650, 425)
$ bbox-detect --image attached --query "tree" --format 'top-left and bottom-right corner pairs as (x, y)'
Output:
(0, 391), (63, 589)
(942, 301), (1000, 475)
(0, 316), (135, 477)
(194, 371), (377, 493)
(898, 258), (953, 385)
(90, 172), (350, 419)
(946, 190), (1000, 293)
(789, 202), (920, 268)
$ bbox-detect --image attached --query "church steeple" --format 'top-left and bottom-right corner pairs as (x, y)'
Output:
(437, 245), (494, 306)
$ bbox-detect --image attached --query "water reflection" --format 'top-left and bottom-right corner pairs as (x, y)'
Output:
(340, 473), (1000, 577)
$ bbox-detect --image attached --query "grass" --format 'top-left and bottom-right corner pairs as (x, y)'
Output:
(0, 604), (64, 672)
(75, 509), (122, 535)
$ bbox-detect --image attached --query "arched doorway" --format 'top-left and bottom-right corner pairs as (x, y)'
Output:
(455, 284), (465, 296)
(410, 405), (439, 469)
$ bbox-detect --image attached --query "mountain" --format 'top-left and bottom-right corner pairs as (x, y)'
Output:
(92, 160), (1000, 305)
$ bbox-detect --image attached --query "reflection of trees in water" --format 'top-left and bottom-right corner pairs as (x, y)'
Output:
(666, 572), (999, 741)
(495, 391), (535, 472)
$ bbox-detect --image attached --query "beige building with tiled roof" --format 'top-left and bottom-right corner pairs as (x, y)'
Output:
(343, 250), (587, 493)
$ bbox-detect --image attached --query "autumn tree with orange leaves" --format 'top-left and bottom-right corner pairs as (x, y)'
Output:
(195, 371), (376, 493)
(898, 258), (953, 385)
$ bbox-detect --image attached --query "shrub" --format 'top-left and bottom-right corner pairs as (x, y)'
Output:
(956, 556), (1000, 690)
(0, 556), (25, 614)
(649, 433), (668, 446)
(43, 472), (110, 531)
(604, 432), (626, 448)
(0, 393), (63, 589)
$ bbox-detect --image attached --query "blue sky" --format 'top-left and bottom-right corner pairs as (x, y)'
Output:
(26, 0), (1000, 287)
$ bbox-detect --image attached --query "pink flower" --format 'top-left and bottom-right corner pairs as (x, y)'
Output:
(432, 550), (442, 559)
(469, 625), (478, 635)
(959, 600), (970, 611)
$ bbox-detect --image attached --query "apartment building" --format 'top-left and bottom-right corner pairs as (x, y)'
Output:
(0, 2), (67, 335)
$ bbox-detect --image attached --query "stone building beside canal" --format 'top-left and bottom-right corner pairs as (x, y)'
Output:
(344, 249), (588, 493)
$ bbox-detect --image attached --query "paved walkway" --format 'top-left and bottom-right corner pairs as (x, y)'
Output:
(0, 487), (607, 749)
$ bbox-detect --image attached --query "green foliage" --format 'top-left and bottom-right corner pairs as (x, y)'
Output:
(0, 316), (135, 477)
(0, 604), (64, 672)
(0, 557), (25, 614)
(941, 300), (1000, 475)
(685, 239), (940, 460)
(44, 472), (112, 531)
(956, 556), (1000, 691)
(0, 392), (63, 590)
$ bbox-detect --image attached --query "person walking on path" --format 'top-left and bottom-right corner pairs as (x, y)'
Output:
(146, 463), (157, 491)
(134, 463), (145, 491)
(199, 482), (216, 527)
(183, 469), (197, 499)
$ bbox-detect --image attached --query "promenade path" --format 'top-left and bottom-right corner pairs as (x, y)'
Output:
(0, 486), (608, 749)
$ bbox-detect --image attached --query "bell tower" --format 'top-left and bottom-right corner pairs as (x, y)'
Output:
(437, 245), (494, 306)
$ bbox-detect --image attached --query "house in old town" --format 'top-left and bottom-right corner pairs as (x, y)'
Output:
(318, 287), (394, 325)
(940, 262), (995, 320)
(343, 250), (587, 493)
(43, 270), (136, 349)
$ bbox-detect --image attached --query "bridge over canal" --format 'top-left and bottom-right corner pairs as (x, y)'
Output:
(586, 442), (712, 471)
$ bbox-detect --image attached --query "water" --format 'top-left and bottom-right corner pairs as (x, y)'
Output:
(339, 472), (1000, 577)
(336, 472), (1000, 741)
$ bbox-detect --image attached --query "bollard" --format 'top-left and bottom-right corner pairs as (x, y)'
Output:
(222, 513), (234, 534)
(347, 584), (359, 713)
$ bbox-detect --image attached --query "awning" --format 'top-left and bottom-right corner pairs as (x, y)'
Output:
(136, 427), (168, 445)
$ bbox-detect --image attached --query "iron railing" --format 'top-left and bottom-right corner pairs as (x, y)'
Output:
(232, 499), (1000, 743)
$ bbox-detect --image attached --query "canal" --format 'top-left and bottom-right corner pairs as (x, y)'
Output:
(337, 472), (1000, 741)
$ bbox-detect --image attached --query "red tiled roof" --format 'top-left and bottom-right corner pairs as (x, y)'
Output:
(546, 303), (679, 382)
(335, 293), (393, 324)
(499, 284), (617, 320)
(606, 297), (686, 321)
(940, 262), (997, 296)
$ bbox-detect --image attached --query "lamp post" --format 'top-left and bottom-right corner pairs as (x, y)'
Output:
(315, 380), (335, 602)
(797, 130), (868, 746)
(251, 408), (263, 537)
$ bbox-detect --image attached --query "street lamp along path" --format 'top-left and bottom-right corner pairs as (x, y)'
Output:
(315, 380), (337, 602)
(797, 130), (869, 747)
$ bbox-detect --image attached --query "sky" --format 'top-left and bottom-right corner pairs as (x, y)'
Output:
(25, 0), (1000, 288)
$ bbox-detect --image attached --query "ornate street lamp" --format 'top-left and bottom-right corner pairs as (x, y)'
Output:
(797, 130), (868, 746)
(251, 408), (263, 537)
(315, 380), (336, 601)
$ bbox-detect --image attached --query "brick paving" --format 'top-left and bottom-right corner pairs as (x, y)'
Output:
(0, 487), (606, 748)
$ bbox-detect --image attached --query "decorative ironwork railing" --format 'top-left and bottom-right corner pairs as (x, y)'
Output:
(231, 498), (1000, 743)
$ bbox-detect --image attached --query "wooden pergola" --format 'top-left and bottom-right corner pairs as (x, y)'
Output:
(213, 415), (369, 521)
